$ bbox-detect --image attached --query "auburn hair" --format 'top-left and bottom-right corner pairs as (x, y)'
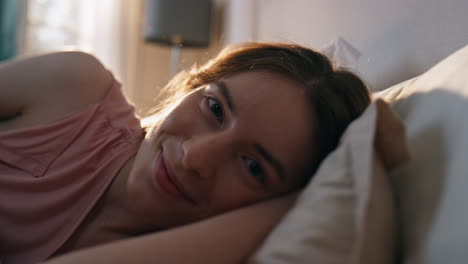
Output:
(149, 42), (371, 180)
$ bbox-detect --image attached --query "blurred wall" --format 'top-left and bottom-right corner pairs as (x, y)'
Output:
(126, 0), (225, 116)
(225, 0), (468, 91)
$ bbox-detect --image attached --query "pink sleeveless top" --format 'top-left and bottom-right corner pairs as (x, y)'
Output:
(0, 80), (143, 264)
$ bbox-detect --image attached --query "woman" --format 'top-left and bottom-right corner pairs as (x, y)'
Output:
(0, 43), (371, 263)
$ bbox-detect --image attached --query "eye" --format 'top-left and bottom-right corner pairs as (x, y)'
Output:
(243, 157), (266, 184)
(207, 97), (224, 123)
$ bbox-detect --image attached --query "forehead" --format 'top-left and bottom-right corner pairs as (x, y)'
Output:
(222, 71), (317, 182)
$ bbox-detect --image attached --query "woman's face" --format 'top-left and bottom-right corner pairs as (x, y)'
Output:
(127, 71), (317, 228)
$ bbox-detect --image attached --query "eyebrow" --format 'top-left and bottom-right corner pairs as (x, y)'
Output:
(254, 143), (285, 182)
(213, 81), (236, 114)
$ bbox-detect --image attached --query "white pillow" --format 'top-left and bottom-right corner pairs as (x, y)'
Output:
(249, 102), (396, 264)
(375, 44), (468, 264)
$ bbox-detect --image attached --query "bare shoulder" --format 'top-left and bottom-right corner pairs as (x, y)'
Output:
(0, 51), (115, 130)
(28, 51), (113, 103)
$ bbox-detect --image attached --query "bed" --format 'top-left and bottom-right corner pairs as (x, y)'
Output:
(41, 45), (468, 263)
(247, 44), (468, 264)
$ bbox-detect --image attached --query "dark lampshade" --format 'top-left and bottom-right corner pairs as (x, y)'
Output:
(143, 0), (213, 48)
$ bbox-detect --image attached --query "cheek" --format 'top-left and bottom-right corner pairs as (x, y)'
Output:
(128, 127), (170, 184)
(284, 149), (317, 187)
(159, 97), (202, 136)
(127, 140), (155, 183)
(208, 169), (270, 213)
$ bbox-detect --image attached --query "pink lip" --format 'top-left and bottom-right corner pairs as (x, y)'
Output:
(154, 151), (196, 205)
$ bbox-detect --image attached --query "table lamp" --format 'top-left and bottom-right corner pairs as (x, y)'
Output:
(143, 0), (213, 75)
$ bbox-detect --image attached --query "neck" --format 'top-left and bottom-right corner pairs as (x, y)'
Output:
(101, 156), (159, 235)
(56, 156), (160, 256)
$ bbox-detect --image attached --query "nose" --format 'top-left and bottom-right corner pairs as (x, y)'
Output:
(181, 132), (233, 179)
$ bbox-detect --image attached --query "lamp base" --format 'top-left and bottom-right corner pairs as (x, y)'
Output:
(170, 45), (181, 76)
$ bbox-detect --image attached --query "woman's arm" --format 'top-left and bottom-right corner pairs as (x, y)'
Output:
(0, 52), (112, 129)
(46, 194), (297, 264)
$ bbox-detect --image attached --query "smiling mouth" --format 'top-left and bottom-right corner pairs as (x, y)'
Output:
(154, 152), (196, 205)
